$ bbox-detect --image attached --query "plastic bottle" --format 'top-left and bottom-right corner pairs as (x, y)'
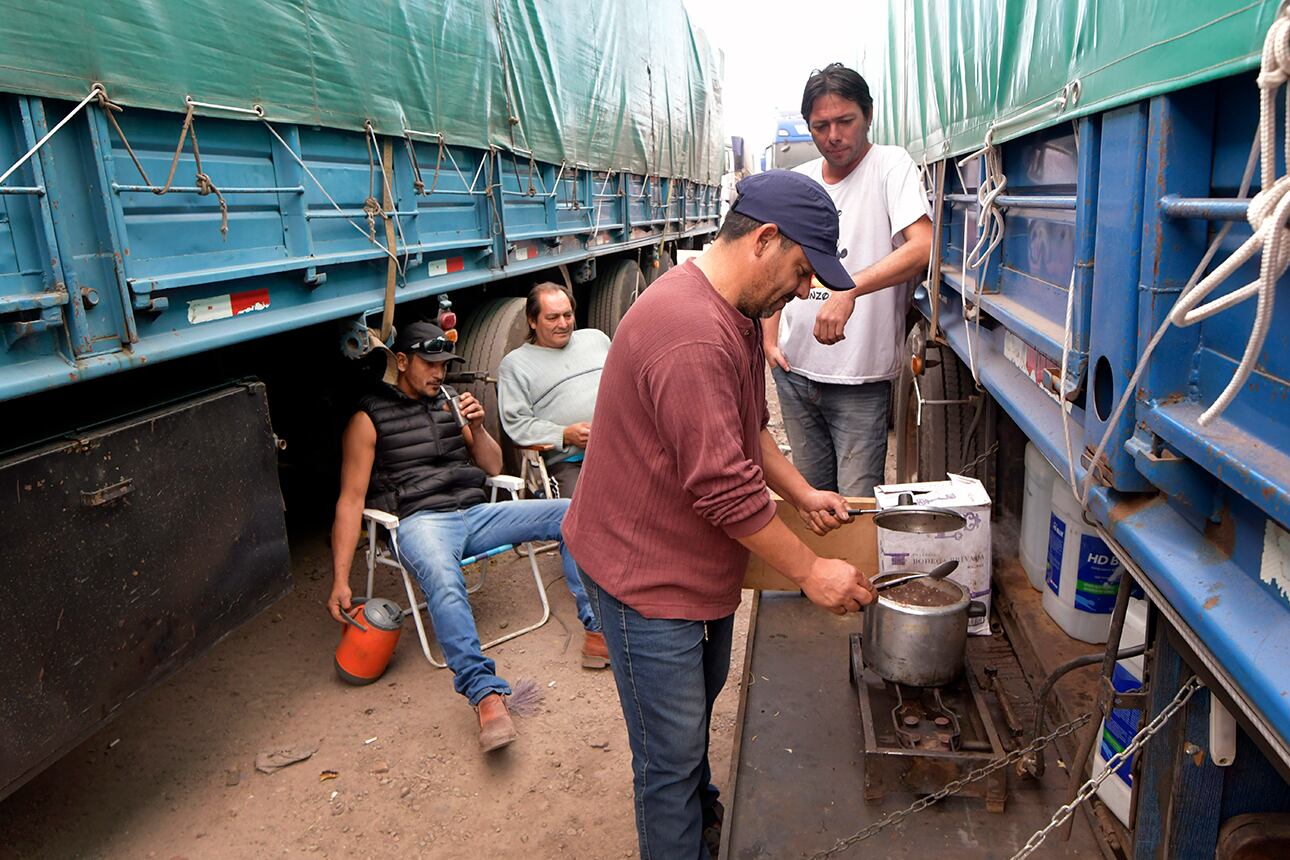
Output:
(1021, 443), (1060, 590)
(1091, 597), (1149, 826)
(1042, 479), (1119, 643)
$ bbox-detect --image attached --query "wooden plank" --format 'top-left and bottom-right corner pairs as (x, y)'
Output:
(743, 495), (878, 591)
(717, 591), (759, 860)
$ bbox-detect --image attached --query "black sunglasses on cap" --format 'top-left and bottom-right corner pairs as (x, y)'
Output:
(408, 336), (454, 354)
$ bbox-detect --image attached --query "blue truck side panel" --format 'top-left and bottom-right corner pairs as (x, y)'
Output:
(0, 95), (718, 402)
(921, 68), (1290, 826)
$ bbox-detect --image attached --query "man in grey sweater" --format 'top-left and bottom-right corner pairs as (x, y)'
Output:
(498, 282), (611, 498)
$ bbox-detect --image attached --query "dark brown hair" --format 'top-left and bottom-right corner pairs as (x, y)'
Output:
(525, 282), (576, 343)
(801, 63), (873, 122)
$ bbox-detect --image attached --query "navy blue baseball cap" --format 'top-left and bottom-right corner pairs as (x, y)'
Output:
(729, 170), (852, 291)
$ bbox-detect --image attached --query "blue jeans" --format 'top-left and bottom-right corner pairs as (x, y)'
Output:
(772, 367), (891, 497)
(578, 566), (732, 860)
(395, 499), (598, 705)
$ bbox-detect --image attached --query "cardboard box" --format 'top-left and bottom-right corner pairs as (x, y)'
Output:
(874, 475), (992, 635)
(743, 495), (879, 591)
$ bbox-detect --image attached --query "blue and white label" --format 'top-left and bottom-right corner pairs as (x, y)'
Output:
(1046, 513), (1065, 596)
(1075, 534), (1119, 613)
(1098, 663), (1144, 786)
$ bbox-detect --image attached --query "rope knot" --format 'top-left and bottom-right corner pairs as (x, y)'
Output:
(1246, 178), (1290, 231)
(363, 195), (384, 239)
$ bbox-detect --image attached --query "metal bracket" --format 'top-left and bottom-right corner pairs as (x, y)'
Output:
(1125, 435), (1220, 521)
(2, 304), (62, 348)
(1101, 675), (1149, 711)
(132, 293), (169, 314)
(912, 375), (977, 426)
(81, 478), (134, 507)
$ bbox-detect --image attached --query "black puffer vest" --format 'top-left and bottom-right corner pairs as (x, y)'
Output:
(359, 385), (488, 517)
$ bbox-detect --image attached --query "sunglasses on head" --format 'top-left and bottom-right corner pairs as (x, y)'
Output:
(409, 336), (454, 355)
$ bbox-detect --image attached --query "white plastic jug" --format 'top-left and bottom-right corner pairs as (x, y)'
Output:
(1021, 443), (1060, 590)
(1042, 479), (1119, 643)
(1091, 597), (1149, 826)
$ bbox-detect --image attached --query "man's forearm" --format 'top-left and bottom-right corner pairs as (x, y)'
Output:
(849, 236), (932, 298)
(760, 429), (812, 505)
(760, 312), (781, 346)
(331, 501), (364, 584)
(737, 515), (816, 584)
(466, 426), (504, 476)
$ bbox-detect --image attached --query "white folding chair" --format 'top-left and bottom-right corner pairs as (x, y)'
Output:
(517, 444), (559, 499)
(362, 475), (551, 668)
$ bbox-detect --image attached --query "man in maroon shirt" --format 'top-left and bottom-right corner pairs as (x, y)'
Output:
(564, 170), (877, 859)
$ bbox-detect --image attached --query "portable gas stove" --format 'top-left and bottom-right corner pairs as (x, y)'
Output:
(848, 633), (1009, 812)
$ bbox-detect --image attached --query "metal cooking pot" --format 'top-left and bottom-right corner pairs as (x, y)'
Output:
(862, 578), (987, 687)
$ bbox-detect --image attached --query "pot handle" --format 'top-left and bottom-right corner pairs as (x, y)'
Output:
(967, 600), (988, 619)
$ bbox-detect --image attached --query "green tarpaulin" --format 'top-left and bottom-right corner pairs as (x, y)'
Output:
(0, 0), (724, 180)
(866, 0), (1280, 161)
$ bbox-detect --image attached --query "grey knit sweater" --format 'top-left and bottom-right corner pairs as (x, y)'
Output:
(497, 328), (611, 465)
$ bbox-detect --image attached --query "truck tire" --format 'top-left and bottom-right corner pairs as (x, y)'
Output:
(642, 249), (674, 289)
(457, 297), (529, 472)
(589, 257), (645, 338)
(894, 325), (977, 482)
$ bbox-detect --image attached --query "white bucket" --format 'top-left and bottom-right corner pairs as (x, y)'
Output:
(1091, 597), (1149, 826)
(1020, 443), (1060, 591)
(1042, 480), (1119, 643)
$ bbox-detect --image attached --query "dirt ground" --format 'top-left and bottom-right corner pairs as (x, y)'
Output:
(0, 372), (887, 859)
(2, 527), (727, 859)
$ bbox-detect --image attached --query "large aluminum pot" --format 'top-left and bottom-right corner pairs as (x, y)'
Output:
(862, 578), (987, 687)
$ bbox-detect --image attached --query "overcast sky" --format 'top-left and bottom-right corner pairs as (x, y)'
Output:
(682, 0), (886, 167)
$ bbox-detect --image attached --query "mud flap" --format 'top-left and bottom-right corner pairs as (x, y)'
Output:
(0, 381), (291, 799)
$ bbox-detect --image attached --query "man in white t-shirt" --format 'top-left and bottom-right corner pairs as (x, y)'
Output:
(761, 63), (933, 497)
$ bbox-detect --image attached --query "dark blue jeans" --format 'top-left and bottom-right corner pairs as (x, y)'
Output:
(578, 566), (732, 860)
(772, 367), (891, 497)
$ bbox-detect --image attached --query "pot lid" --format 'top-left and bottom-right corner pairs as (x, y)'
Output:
(871, 503), (966, 534)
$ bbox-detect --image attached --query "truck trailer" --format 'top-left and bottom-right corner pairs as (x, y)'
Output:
(884, 0), (1290, 855)
(0, 0), (722, 800)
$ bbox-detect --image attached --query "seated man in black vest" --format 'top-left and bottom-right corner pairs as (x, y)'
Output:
(327, 321), (607, 753)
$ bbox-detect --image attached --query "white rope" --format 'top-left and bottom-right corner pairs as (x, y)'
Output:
(1165, 10), (1290, 426)
(960, 137), (1008, 270)
(1058, 121), (1085, 495)
(956, 82), (1080, 273)
(1059, 268), (1080, 494)
(261, 118), (404, 275)
(0, 84), (104, 187)
(590, 169), (619, 241)
(950, 84), (1080, 386)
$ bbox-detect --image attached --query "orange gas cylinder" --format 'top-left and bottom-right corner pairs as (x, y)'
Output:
(335, 598), (404, 685)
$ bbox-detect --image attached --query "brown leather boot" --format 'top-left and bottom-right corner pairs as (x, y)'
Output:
(476, 693), (517, 752)
(581, 630), (611, 669)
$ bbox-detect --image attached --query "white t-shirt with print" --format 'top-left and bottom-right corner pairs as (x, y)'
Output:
(779, 145), (930, 384)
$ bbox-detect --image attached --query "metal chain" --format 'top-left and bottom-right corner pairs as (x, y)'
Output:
(1009, 676), (1202, 859)
(807, 712), (1091, 859)
(959, 440), (999, 477)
